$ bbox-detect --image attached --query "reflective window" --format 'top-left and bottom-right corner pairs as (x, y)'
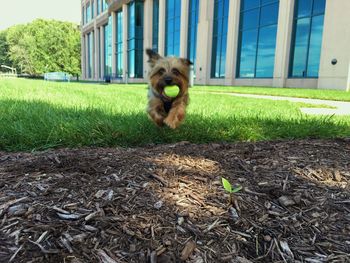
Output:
(187, 0), (199, 68)
(104, 16), (112, 78)
(290, 0), (325, 77)
(152, 0), (159, 52)
(241, 0), (259, 11)
(91, 0), (94, 19)
(165, 0), (181, 56)
(116, 10), (123, 78)
(97, 0), (101, 15)
(86, 4), (91, 23)
(313, 0), (326, 15)
(128, 1), (144, 78)
(102, 0), (108, 12)
(237, 0), (279, 78)
(211, 0), (229, 78)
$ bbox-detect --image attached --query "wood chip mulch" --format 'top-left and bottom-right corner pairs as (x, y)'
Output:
(0, 139), (349, 263)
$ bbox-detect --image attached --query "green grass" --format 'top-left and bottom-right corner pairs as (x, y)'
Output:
(0, 78), (349, 152)
(293, 102), (336, 109)
(194, 85), (350, 102)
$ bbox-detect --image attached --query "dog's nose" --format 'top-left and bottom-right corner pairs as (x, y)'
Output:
(164, 76), (173, 85)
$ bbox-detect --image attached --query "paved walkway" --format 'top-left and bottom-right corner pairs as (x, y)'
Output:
(217, 93), (350, 116)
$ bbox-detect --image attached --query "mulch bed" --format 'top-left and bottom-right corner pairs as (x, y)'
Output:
(0, 139), (349, 263)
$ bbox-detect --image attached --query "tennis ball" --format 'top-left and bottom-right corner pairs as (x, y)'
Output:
(164, 85), (180, 97)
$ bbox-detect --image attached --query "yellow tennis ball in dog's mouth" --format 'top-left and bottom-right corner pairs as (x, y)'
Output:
(163, 85), (180, 98)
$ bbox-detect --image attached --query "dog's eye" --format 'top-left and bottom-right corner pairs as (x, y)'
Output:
(158, 68), (166, 75)
(172, 69), (180, 76)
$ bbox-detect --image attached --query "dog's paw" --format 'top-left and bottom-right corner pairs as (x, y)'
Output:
(164, 116), (180, 129)
(154, 117), (166, 127)
(148, 113), (165, 127)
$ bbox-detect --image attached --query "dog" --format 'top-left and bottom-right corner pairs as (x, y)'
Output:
(145, 48), (192, 129)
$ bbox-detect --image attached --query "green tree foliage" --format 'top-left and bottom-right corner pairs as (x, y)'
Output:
(0, 19), (81, 75)
(0, 30), (11, 67)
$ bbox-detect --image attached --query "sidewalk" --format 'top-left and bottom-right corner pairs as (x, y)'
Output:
(217, 93), (350, 116)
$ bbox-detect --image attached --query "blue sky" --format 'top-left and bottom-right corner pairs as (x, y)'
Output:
(0, 0), (81, 30)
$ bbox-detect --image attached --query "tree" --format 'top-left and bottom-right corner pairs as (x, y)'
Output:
(0, 30), (11, 68)
(2, 19), (81, 76)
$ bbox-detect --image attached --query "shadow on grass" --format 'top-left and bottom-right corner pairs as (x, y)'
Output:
(0, 99), (349, 151)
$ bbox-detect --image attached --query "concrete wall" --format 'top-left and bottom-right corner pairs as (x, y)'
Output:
(195, 0), (214, 85)
(80, 0), (350, 90)
(318, 0), (350, 90)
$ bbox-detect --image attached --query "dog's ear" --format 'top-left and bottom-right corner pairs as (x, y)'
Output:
(180, 58), (193, 67)
(146, 48), (162, 68)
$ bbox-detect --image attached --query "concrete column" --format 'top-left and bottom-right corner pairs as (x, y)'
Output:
(94, 28), (100, 79)
(318, 0), (350, 90)
(143, 0), (153, 77)
(92, 31), (95, 78)
(122, 4), (128, 81)
(112, 11), (117, 77)
(81, 33), (85, 79)
(85, 34), (89, 78)
(101, 26), (105, 79)
(195, 0), (214, 85)
(158, 0), (166, 56)
(225, 0), (240, 85)
(273, 0), (295, 87)
(348, 62), (350, 92)
(180, 0), (189, 58)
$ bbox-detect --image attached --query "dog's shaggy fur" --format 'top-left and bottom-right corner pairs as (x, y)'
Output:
(146, 49), (192, 129)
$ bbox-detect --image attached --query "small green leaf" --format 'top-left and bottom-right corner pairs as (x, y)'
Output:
(222, 177), (232, 193)
(231, 185), (242, 193)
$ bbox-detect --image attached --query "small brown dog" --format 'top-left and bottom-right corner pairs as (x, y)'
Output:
(146, 48), (192, 129)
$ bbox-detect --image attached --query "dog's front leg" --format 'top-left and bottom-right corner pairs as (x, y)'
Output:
(147, 98), (167, 127)
(164, 97), (188, 129)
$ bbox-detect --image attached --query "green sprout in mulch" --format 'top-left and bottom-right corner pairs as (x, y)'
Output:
(221, 177), (242, 205)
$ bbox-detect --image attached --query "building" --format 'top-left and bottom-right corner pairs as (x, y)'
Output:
(81, 0), (350, 91)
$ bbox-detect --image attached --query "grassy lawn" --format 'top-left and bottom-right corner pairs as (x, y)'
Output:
(194, 85), (350, 101)
(0, 78), (349, 151)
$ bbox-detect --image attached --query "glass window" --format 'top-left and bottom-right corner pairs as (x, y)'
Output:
(116, 10), (123, 78)
(290, 0), (325, 78)
(241, 0), (259, 11)
(104, 16), (112, 78)
(256, 25), (278, 77)
(260, 2), (279, 26)
(306, 15), (324, 77)
(86, 4), (91, 23)
(237, 0), (279, 78)
(211, 0), (229, 78)
(91, 0), (94, 19)
(290, 18), (310, 77)
(296, 0), (313, 18)
(102, 0), (108, 12)
(128, 1), (144, 78)
(165, 0), (181, 56)
(313, 0), (326, 15)
(238, 29), (258, 78)
(97, 0), (101, 15)
(187, 0), (199, 68)
(152, 0), (159, 52)
(241, 9), (259, 30)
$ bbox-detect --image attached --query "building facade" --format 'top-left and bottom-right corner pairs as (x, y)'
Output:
(81, 0), (350, 91)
